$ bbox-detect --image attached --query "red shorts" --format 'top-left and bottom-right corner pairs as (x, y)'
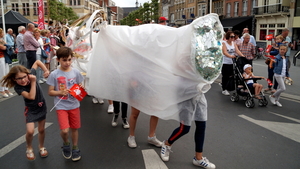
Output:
(56, 108), (81, 130)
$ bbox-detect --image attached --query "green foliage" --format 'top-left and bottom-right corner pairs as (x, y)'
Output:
(49, 0), (78, 23)
(120, 0), (159, 26)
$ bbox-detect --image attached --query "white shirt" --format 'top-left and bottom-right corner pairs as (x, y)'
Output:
(36, 38), (44, 55)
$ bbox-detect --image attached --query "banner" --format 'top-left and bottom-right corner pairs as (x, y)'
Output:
(38, 0), (45, 29)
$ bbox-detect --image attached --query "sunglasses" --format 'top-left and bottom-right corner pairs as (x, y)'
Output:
(230, 36), (235, 38)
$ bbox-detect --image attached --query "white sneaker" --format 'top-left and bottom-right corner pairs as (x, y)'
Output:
(122, 119), (130, 129)
(148, 136), (163, 147)
(160, 141), (172, 161)
(42, 78), (47, 82)
(269, 95), (276, 105)
(127, 136), (137, 148)
(222, 90), (230, 96)
(107, 104), (114, 114)
(92, 97), (99, 104)
(98, 99), (104, 104)
(112, 115), (118, 127)
(275, 101), (282, 107)
(38, 80), (44, 84)
(193, 157), (216, 169)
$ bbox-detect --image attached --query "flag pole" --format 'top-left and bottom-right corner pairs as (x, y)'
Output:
(1, 0), (6, 35)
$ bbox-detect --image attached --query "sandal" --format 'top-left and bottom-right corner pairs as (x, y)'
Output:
(39, 147), (48, 158)
(254, 95), (262, 100)
(26, 149), (35, 161)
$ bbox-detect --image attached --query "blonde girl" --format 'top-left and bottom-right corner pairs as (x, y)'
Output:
(269, 45), (290, 107)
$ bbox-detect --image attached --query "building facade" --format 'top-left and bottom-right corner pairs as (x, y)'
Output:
(4, 0), (102, 22)
(253, 0), (292, 47)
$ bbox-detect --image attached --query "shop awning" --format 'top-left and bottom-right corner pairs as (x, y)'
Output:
(220, 16), (253, 28)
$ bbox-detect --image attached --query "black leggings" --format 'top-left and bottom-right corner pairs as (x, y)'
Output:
(221, 64), (234, 91)
(112, 101), (128, 119)
(168, 121), (206, 152)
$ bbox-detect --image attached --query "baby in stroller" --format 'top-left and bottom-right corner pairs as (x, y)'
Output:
(243, 64), (266, 99)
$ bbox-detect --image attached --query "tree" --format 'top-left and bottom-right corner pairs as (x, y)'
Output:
(49, 0), (78, 23)
(120, 0), (159, 26)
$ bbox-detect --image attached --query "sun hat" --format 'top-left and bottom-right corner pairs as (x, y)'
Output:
(243, 64), (252, 71)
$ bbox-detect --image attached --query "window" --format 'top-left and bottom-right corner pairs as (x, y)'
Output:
(78, 0), (81, 5)
(85, 0), (88, 7)
(22, 3), (29, 16)
(70, 0), (72, 5)
(227, 3), (231, 17)
(74, 0), (76, 6)
(242, 0), (247, 16)
(295, 0), (300, 16)
(12, 3), (19, 12)
(33, 3), (38, 16)
(260, 29), (267, 40)
(234, 2), (239, 17)
(260, 24), (267, 28)
(258, 23), (285, 41)
(269, 24), (275, 28)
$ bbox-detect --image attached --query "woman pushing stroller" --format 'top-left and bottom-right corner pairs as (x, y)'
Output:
(243, 64), (266, 99)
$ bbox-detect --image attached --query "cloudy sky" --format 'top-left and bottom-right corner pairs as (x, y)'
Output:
(112, 0), (150, 7)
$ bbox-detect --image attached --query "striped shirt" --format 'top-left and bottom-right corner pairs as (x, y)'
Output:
(237, 42), (255, 60)
(23, 31), (40, 51)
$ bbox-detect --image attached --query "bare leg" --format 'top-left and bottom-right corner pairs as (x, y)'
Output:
(61, 128), (69, 143)
(129, 107), (140, 136)
(149, 116), (159, 137)
(108, 100), (113, 105)
(38, 119), (46, 148)
(26, 122), (35, 150)
(195, 152), (203, 160)
(71, 128), (79, 146)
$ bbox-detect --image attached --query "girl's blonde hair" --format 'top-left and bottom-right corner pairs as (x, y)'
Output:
(41, 29), (48, 36)
(1, 65), (30, 88)
(276, 35), (284, 40)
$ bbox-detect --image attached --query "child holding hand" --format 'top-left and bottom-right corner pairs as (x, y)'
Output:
(243, 64), (265, 99)
(1, 60), (49, 160)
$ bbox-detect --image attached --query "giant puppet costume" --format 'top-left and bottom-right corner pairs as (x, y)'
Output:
(70, 12), (223, 125)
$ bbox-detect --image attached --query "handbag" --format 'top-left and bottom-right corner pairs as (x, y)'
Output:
(40, 47), (48, 59)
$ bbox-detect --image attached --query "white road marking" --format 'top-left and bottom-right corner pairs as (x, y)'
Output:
(0, 122), (53, 158)
(142, 149), (168, 169)
(239, 114), (300, 143)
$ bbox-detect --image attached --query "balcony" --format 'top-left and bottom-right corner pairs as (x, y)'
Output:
(253, 4), (289, 15)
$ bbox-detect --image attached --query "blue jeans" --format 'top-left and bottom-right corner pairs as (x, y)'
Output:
(36, 54), (46, 81)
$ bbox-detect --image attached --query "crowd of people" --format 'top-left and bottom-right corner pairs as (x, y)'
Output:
(0, 16), (293, 169)
(219, 27), (291, 107)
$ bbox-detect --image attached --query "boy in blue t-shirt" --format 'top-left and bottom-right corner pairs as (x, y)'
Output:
(47, 47), (84, 162)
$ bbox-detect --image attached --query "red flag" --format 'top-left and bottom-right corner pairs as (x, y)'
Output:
(267, 79), (273, 86)
(38, 0), (45, 29)
(69, 84), (87, 101)
(265, 45), (272, 53)
(265, 34), (274, 40)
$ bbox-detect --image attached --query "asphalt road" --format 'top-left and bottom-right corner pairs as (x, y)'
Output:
(0, 58), (299, 169)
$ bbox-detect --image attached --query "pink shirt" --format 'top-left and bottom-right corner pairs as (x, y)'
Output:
(23, 31), (40, 51)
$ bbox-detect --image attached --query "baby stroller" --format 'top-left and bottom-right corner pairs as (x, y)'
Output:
(230, 57), (268, 108)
